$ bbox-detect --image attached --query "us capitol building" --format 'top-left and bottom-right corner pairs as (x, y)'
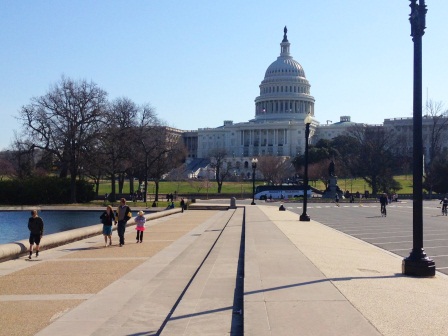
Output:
(178, 27), (442, 178)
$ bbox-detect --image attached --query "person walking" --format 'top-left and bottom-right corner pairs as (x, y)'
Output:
(180, 198), (185, 213)
(379, 193), (388, 217)
(440, 197), (448, 216)
(335, 193), (340, 206)
(135, 210), (146, 243)
(116, 198), (132, 247)
(28, 209), (44, 259)
(100, 205), (115, 247)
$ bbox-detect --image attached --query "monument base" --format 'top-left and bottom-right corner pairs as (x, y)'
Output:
(322, 176), (342, 199)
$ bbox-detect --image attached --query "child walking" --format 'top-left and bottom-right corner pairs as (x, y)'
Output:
(100, 205), (115, 247)
(135, 210), (146, 243)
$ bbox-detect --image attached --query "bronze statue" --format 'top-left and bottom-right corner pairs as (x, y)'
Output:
(329, 160), (335, 177)
(282, 26), (288, 42)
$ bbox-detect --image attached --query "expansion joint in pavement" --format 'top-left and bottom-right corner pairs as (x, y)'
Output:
(156, 208), (240, 335)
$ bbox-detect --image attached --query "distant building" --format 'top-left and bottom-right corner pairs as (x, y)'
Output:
(180, 27), (448, 178)
(183, 27), (323, 175)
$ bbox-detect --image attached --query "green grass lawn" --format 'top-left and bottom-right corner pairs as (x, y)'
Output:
(320, 176), (412, 194)
(96, 175), (414, 196)
(97, 180), (254, 196)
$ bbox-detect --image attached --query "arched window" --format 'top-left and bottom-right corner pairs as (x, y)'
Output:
(244, 161), (249, 168)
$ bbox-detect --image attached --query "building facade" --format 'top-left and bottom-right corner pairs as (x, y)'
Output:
(189, 27), (321, 165)
(181, 27), (448, 176)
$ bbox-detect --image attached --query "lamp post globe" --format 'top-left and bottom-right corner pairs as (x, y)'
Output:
(300, 114), (313, 221)
(251, 158), (258, 205)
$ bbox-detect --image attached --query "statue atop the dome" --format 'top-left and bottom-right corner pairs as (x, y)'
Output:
(282, 26), (288, 42)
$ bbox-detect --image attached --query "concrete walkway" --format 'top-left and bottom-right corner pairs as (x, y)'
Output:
(1, 205), (448, 335)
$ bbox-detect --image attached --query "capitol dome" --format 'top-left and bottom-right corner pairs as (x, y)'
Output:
(265, 56), (305, 78)
(254, 27), (315, 121)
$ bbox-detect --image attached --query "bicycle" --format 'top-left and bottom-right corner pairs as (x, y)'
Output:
(381, 204), (387, 217)
(442, 205), (447, 216)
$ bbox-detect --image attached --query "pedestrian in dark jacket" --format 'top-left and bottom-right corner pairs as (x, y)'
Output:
(116, 198), (132, 247)
(180, 198), (185, 213)
(28, 209), (44, 259)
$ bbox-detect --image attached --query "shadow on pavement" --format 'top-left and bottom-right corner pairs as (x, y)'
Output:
(244, 274), (404, 296)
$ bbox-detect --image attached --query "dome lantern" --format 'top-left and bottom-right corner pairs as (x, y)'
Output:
(280, 26), (290, 56)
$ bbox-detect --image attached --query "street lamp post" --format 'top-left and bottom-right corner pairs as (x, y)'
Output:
(300, 114), (313, 221)
(402, 0), (435, 277)
(251, 158), (258, 205)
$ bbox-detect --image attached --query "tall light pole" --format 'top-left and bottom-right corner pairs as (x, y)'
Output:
(300, 114), (313, 221)
(251, 158), (258, 205)
(402, 0), (435, 277)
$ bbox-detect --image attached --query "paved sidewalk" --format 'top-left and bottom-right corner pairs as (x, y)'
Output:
(244, 206), (380, 335)
(250, 206), (448, 336)
(0, 210), (224, 336)
(2, 204), (448, 335)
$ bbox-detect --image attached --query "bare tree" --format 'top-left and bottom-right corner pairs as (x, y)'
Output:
(423, 100), (448, 197)
(168, 164), (187, 193)
(81, 138), (107, 196)
(135, 124), (185, 203)
(8, 134), (38, 179)
(188, 178), (205, 193)
(148, 132), (186, 202)
(0, 151), (15, 180)
(346, 125), (399, 195)
(425, 149), (448, 194)
(257, 156), (294, 184)
(208, 148), (231, 193)
(307, 159), (331, 189)
(99, 98), (156, 201)
(17, 76), (107, 202)
(188, 178), (214, 195)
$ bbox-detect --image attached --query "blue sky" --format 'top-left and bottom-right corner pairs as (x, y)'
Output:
(1, 1), (447, 150)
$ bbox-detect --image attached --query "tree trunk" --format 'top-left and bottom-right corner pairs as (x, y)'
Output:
(111, 173), (116, 201)
(59, 162), (68, 178)
(155, 180), (160, 201)
(371, 176), (378, 196)
(70, 171), (77, 203)
(118, 173), (124, 194)
(129, 174), (134, 194)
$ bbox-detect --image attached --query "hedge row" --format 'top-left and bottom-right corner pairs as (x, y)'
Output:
(0, 177), (95, 205)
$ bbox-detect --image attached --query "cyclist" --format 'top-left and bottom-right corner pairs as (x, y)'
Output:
(379, 193), (388, 217)
(440, 198), (448, 216)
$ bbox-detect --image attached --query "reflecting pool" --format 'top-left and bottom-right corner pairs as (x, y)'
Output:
(0, 210), (103, 245)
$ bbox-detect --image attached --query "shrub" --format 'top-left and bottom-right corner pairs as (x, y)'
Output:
(0, 177), (95, 205)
